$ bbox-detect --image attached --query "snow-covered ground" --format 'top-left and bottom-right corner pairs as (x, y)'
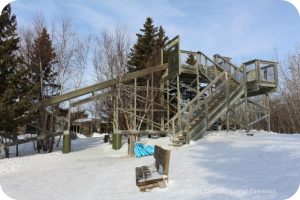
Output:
(0, 131), (300, 200)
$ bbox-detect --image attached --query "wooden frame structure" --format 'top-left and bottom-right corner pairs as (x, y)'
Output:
(1, 35), (278, 154)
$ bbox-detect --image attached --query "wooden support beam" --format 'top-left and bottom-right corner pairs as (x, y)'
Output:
(42, 64), (166, 106)
(249, 114), (270, 127)
(123, 108), (165, 112)
(177, 75), (181, 131)
(123, 87), (166, 109)
(115, 85), (120, 131)
(225, 72), (230, 132)
(266, 94), (271, 132)
(228, 98), (245, 111)
(70, 91), (114, 107)
(180, 82), (198, 93)
(160, 81), (165, 130)
(121, 84), (161, 91)
(151, 73), (154, 130)
(243, 64), (250, 133)
(119, 108), (161, 129)
(166, 80), (170, 129)
(248, 99), (269, 110)
(134, 78), (137, 130)
(115, 130), (169, 135)
(196, 54), (200, 95)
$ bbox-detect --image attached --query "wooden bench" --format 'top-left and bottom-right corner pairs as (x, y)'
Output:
(135, 145), (171, 192)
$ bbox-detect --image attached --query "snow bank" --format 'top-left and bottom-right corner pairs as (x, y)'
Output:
(0, 131), (300, 200)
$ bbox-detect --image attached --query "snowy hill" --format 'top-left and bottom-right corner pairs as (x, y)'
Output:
(0, 131), (299, 200)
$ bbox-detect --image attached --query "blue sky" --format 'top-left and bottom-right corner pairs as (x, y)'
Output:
(11, 0), (300, 64)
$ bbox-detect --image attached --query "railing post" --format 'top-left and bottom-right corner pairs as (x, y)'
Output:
(205, 58), (208, 78)
(214, 55), (218, 77)
(274, 63), (278, 87)
(225, 72), (230, 132)
(186, 114), (190, 144)
(256, 60), (260, 82)
(205, 100), (208, 129)
(172, 119), (175, 141)
(196, 53), (200, 95)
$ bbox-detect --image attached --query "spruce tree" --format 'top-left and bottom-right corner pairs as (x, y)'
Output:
(31, 27), (58, 100)
(0, 5), (36, 137)
(30, 27), (58, 153)
(127, 17), (168, 72)
(0, 5), (19, 100)
(156, 26), (168, 51)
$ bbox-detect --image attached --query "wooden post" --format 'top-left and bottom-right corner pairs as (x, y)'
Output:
(274, 63), (278, 87)
(243, 65), (250, 133)
(213, 55), (218, 76)
(63, 103), (71, 154)
(186, 115), (190, 144)
(134, 78), (137, 130)
(15, 128), (18, 157)
(151, 73), (154, 130)
(177, 75), (181, 131)
(225, 72), (230, 132)
(116, 84), (120, 130)
(160, 48), (165, 131)
(196, 53), (200, 94)
(205, 57), (208, 77)
(112, 83), (121, 149)
(128, 135), (136, 157)
(205, 100), (208, 129)
(160, 81), (164, 130)
(112, 133), (121, 150)
(167, 80), (170, 129)
(172, 119), (175, 141)
(256, 60), (260, 82)
(267, 94), (271, 132)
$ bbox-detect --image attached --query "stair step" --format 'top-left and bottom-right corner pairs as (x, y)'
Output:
(172, 138), (186, 143)
(176, 135), (185, 140)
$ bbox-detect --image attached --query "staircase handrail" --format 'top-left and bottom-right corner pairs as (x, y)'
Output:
(214, 54), (239, 71)
(197, 51), (225, 74)
(164, 71), (226, 128)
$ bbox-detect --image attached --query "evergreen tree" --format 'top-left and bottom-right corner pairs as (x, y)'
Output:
(0, 5), (19, 100)
(0, 5), (36, 134)
(156, 26), (168, 51)
(127, 17), (168, 72)
(31, 27), (58, 100)
(30, 27), (58, 153)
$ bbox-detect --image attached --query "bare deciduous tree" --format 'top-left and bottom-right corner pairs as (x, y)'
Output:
(18, 26), (34, 66)
(91, 26), (131, 126)
(52, 15), (77, 93)
(71, 36), (91, 90)
(93, 26), (130, 82)
(269, 45), (300, 133)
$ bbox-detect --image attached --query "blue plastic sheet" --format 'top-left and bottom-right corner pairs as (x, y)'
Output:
(134, 143), (155, 158)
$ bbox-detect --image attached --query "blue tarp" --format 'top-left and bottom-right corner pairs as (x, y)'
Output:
(134, 143), (155, 158)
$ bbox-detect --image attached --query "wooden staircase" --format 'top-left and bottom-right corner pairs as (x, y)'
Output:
(166, 54), (245, 145)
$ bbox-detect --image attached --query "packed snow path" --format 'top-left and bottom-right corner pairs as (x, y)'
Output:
(0, 131), (299, 200)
